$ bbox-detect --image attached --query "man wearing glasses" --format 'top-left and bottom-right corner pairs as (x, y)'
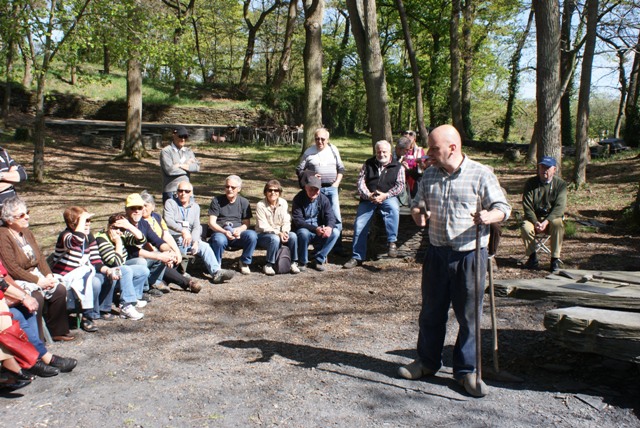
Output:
(208, 175), (258, 275)
(296, 128), (345, 255)
(164, 182), (235, 284)
(160, 126), (200, 204)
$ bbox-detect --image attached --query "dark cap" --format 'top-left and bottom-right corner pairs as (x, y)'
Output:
(303, 172), (322, 189)
(173, 126), (189, 138)
(538, 156), (556, 168)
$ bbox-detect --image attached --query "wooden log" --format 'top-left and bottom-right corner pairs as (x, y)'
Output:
(545, 306), (640, 363)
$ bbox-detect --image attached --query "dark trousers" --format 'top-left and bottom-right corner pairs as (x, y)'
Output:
(416, 245), (487, 378)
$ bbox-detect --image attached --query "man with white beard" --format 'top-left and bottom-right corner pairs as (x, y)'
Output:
(343, 140), (406, 269)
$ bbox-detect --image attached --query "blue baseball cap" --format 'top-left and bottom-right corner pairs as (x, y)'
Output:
(538, 156), (556, 168)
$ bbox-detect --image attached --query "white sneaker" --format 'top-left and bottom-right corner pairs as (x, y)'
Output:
(290, 262), (300, 274)
(120, 304), (144, 320)
(135, 300), (148, 308)
(263, 264), (276, 276)
(239, 262), (251, 275)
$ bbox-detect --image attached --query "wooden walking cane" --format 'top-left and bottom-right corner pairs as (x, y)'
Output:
(474, 199), (483, 391)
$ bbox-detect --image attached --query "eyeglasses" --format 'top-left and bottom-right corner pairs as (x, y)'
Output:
(225, 185), (238, 190)
(177, 189), (192, 193)
(15, 210), (30, 219)
(403, 131), (415, 136)
(127, 206), (143, 211)
(314, 137), (327, 142)
(267, 189), (280, 193)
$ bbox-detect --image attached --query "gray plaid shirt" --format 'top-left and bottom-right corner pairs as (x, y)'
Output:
(411, 156), (511, 251)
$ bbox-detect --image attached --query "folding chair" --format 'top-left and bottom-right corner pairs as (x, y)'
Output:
(534, 234), (551, 256)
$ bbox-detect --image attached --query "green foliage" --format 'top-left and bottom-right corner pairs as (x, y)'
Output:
(564, 219), (577, 238)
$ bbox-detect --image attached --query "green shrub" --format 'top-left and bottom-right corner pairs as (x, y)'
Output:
(564, 219), (577, 238)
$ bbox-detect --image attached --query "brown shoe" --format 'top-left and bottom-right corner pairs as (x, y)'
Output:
(52, 334), (75, 342)
(398, 359), (436, 380)
(388, 242), (398, 258)
(188, 279), (202, 294)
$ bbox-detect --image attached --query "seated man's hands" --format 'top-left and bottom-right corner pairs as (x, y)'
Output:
(534, 219), (549, 234)
(279, 232), (289, 243)
(181, 229), (192, 248)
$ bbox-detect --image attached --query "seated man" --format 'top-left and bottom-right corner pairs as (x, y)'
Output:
(208, 175), (258, 275)
(344, 140), (405, 269)
(122, 193), (179, 297)
(520, 156), (567, 272)
(292, 173), (339, 272)
(164, 182), (235, 284)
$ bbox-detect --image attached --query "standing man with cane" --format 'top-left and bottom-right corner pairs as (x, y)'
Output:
(397, 125), (510, 398)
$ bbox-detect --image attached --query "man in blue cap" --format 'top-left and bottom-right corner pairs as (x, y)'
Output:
(520, 156), (567, 272)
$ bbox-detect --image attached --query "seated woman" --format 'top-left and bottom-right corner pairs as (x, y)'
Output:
(0, 265), (76, 377)
(0, 290), (35, 391)
(50, 206), (118, 333)
(255, 179), (300, 275)
(0, 196), (74, 342)
(140, 191), (200, 293)
(95, 213), (149, 320)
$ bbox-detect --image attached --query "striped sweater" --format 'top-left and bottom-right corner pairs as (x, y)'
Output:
(51, 229), (104, 275)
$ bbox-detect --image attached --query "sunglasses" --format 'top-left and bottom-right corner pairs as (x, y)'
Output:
(225, 185), (238, 190)
(178, 134), (188, 139)
(177, 189), (192, 193)
(128, 206), (143, 211)
(15, 210), (30, 219)
(314, 137), (327, 142)
(267, 189), (281, 193)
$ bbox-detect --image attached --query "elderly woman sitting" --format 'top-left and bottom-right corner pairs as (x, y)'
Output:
(50, 206), (118, 333)
(0, 261), (76, 377)
(255, 179), (300, 275)
(0, 196), (73, 342)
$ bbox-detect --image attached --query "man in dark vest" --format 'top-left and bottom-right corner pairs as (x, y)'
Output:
(343, 140), (406, 269)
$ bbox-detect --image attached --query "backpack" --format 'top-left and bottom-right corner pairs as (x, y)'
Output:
(274, 246), (292, 274)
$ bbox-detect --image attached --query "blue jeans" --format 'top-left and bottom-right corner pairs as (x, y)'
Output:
(257, 232), (298, 264)
(83, 273), (116, 320)
(320, 186), (342, 231)
(351, 198), (400, 261)
(177, 237), (220, 275)
(417, 245), (487, 378)
(116, 264), (150, 304)
(127, 257), (166, 290)
(295, 227), (339, 265)
(209, 230), (258, 265)
(10, 306), (47, 357)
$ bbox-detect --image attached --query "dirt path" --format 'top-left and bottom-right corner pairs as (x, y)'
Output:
(1, 133), (639, 426)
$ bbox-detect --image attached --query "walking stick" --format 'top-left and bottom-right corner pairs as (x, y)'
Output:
(474, 200), (483, 391)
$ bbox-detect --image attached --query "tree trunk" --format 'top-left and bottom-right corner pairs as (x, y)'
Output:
(273, 0), (298, 90)
(573, 0), (598, 186)
(461, 0), (474, 139)
(624, 31), (640, 148)
(301, 0), (324, 152)
(534, 0), (563, 174)
(560, 0), (576, 148)
(395, 0), (428, 146)
(123, 54), (145, 160)
(614, 48), (627, 138)
(449, 0), (466, 140)
(103, 42), (110, 74)
(239, 0), (282, 90)
(32, 73), (47, 183)
(18, 39), (33, 88)
(503, 7), (534, 142)
(346, 0), (393, 146)
(3, 39), (14, 122)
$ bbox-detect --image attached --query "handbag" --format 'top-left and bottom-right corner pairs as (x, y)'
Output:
(274, 246), (292, 274)
(0, 311), (39, 368)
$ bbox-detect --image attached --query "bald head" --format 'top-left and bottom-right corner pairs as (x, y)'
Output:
(427, 125), (463, 173)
